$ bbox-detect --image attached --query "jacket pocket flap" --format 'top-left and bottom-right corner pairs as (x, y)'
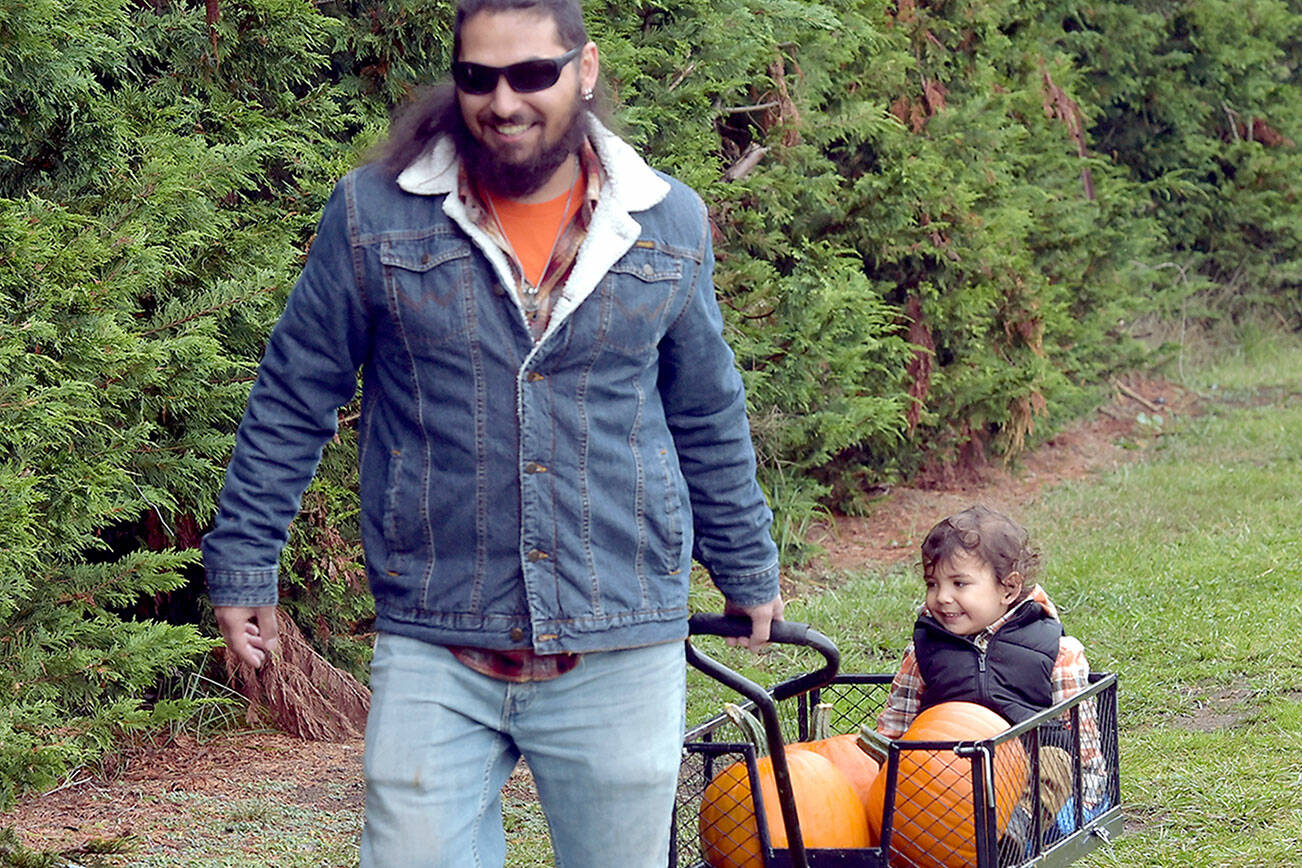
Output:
(608, 250), (685, 283)
(380, 239), (469, 272)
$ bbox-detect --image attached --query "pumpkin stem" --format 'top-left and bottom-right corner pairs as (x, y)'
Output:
(856, 722), (892, 764)
(723, 702), (770, 757)
(811, 702), (834, 741)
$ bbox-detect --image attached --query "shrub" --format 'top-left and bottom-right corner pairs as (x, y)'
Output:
(2, 0), (1297, 807)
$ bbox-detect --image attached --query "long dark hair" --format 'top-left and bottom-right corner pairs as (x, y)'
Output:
(374, 0), (611, 176)
(375, 82), (463, 176)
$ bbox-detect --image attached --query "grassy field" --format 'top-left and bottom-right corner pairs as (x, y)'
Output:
(684, 331), (1302, 868)
(1050, 334), (1302, 867)
(3, 332), (1297, 868)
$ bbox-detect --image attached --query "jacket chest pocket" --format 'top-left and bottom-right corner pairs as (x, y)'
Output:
(592, 250), (686, 356)
(380, 238), (474, 349)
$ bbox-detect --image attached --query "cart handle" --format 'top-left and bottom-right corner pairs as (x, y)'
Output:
(685, 614), (841, 868)
(687, 613), (840, 702)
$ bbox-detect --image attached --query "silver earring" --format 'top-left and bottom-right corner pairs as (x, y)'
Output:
(582, 88), (594, 102)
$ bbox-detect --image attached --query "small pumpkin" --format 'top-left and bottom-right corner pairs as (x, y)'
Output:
(865, 702), (1028, 868)
(789, 703), (880, 814)
(699, 704), (871, 868)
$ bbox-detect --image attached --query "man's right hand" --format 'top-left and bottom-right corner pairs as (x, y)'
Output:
(214, 605), (281, 669)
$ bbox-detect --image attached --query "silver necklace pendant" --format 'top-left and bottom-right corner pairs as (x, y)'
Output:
(520, 279), (540, 313)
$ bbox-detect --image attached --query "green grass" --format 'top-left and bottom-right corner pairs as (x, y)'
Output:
(500, 789), (554, 868)
(112, 785), (362, 868)
(1024, 345), (1302, 866)
(683, 331), (1302, 867)
(5, 334), (1298, 867)
(1, 791), (361, 868)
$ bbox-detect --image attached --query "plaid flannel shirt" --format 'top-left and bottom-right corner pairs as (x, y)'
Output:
(459, 138), (604, 342)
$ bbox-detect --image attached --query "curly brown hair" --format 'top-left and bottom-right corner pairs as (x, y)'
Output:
(920, 505), (1041, 601)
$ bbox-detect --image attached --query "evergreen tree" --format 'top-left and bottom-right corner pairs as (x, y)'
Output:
(0, 0), (366, 807)
(1057, 0), (1302, 322)
(2, 0), (1298, 807)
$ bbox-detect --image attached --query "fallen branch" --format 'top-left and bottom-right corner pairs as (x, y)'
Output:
(224, 610), (370, 742)
(40, 771), (93, 799)
(1114, 380), (1161, 414)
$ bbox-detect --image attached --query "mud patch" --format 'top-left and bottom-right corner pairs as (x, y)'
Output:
(1171, 683), (1259, 732)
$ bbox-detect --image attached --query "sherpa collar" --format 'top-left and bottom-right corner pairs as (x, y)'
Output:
(395, 115), (670, 213)
(393, 116), (673, 352)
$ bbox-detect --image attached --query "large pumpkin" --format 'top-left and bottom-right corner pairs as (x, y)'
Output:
(865, 702), (1028, 868)
(700, 748), (871, 868)
(789, 703), (880, 813)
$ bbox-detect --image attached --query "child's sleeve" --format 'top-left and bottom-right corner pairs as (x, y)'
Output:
(876, 642), (924, 738)
(1050, 635), (1091, 705)
(1052, 635), (1108, 809)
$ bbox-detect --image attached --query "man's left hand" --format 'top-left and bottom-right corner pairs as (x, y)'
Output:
(723, 595), (785, 651)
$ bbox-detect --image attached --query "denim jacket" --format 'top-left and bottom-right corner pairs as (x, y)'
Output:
(202, 119), (780, 654)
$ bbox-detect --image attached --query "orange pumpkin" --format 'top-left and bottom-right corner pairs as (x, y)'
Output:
(700, 748), (871, 868)
(865, 702), (1028, 868)
(789, 703), (880, 813)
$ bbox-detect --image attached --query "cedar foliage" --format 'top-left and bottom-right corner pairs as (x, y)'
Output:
(221, 609), (370, 741)
(1, 0), (1298, 807)
(0, 0), (364, 807)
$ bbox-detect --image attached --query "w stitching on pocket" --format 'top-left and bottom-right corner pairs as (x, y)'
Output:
(608, 257), (683, 283)
(379, 242), (468, 272)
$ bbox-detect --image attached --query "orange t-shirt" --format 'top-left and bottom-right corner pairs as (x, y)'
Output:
(484, 173), (586, 287)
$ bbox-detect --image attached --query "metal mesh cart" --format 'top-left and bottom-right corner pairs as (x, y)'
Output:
(675, 615), (1121, 868)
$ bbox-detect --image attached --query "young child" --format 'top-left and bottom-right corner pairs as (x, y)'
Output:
(874, 504), (1091, 738)
(871, 505), (1106, 848)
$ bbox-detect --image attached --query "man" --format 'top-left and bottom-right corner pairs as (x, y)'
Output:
(202, 0), (784, 865)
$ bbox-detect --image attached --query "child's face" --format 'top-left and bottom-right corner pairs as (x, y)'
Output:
(924, 550), (1020, 636)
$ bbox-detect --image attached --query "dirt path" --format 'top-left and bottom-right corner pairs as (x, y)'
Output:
(809, 373), (1194, 573)
(0, 375), (1196, 863)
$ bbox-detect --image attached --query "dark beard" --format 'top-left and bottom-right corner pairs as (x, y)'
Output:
(458, 104), (589, 199)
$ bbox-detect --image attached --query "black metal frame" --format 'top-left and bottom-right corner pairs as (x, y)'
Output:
(676, 615), (1122, 868)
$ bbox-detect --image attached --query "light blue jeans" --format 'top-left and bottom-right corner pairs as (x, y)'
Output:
(360, 633), (687, 868)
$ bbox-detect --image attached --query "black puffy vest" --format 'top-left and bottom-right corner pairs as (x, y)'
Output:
(914, 601), (1063, 725)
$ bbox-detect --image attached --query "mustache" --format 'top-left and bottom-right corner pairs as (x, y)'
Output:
(477, 110), (536, 127)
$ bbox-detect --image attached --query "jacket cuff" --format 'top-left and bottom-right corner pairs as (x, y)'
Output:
(711, 560), (781, 607)
(206, 567), (281, 608)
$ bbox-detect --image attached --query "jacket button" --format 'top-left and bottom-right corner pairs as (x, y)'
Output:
(526, 549), (548, 562)
(523, 462), (547, 474)
(509, 627), (525, 642)
(526, 371), (546, 382)
(642, 263), (655, 276)
(421, 253), (432, 265)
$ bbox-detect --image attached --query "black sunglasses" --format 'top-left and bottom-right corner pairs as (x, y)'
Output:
(452, 45), (584, 95)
